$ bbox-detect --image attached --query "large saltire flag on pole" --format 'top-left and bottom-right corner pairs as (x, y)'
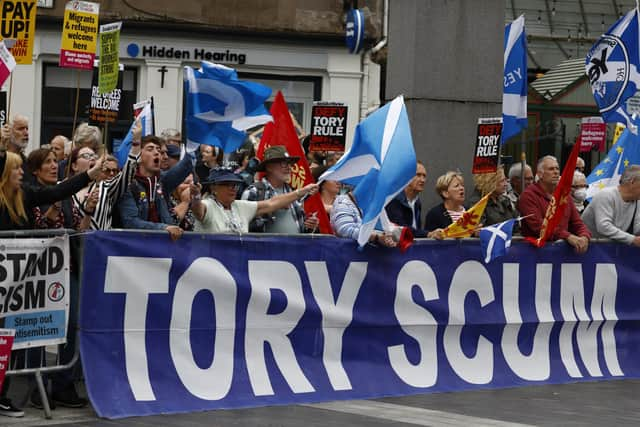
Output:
(319, 96), (416, 247)
(502, 15), (528, 143)
(586, 120), (640, 199)
(183, 61), (272, 153)
(443, 194), (490, 238)
(527, 140), (582, 248)
(258, 91), (333, 234)
(586, 8), (640, 132)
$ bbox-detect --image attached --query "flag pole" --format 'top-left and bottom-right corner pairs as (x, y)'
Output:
(7, 73), (13, 120)
(520, 130), (526, 194)
(72, 71), (81, 138)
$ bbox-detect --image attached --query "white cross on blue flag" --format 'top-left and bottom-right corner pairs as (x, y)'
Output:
(319, 96), (416, 247)
(502, 15), (528, 143)
(586, 8), (640, 132)
(116, 100), (154, 167)
(479, 218), (517, 264)
(183, 61), (272, 153)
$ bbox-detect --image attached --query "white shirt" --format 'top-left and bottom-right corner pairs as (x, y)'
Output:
(194, 197), (258, 233)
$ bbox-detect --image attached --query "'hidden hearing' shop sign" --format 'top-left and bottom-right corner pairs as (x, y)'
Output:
(126, 43), (247, 64)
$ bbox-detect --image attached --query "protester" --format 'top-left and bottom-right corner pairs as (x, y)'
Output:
(582, 165), (640, 245)
(170, 173), (196, 231)
(59, 123), (102, 180)
(166, 144), (181, 169)
(576, 156), (586, 174)
(312, 166), (341, 215)
(1, 114), (29, 161)
(518, 155), (591, 253)
(571, 170), (589, 214)
(160, 128), (182, 147)
(242, 145), (319, 233)
(100, 155), (120, 181)
(192, 168), (318, 233)
(330, 191), (397, 246)
(470, 166), (519, 227)
(325, 151), (343, 167)
(424, 171), (466, 236)
(507, 162), (534, 205)
(118, 136), (192, 240)
(26, 148), (90, 231)
(50, 135), (69, 162)
(195, 144), (223, 183)
(385, 161), (427, 237)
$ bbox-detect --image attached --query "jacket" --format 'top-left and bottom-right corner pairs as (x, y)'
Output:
(385, 192), (427, 237)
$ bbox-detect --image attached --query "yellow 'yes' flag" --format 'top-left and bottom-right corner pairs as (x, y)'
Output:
(612, 123), (626, 145)
(443, 194), (490, 238)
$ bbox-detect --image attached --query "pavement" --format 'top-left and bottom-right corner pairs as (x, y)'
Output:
(2, 378), (639, 426)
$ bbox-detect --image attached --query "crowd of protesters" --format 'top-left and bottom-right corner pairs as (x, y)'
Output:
(1, 112), (640, 417)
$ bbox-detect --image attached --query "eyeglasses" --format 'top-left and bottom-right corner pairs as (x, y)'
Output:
(278, 161), (293, 168)
(103, 168), (119, 175)
(79, 153), (98, 160)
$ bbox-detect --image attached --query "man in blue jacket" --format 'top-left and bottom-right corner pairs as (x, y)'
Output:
(117, 135), (194, 240)
(385, 161), (428, 237)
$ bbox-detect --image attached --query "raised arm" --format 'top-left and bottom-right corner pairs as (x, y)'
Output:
(255, 184), (318, 216)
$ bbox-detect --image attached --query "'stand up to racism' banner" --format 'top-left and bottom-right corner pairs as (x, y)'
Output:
(0, 236), (70, 349)
(80, 232), (636, 419)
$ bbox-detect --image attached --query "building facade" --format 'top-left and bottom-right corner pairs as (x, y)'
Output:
(10, 0), (383, 152)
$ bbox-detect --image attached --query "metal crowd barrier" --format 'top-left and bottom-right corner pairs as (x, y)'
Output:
(1, 229), (82, 420)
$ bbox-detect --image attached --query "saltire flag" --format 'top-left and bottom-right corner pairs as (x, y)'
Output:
(116, 100), (154, 167)
(0, 40), (16, 87)
(526, 139), (581, 248)
(479, 218), (517, 263)
(319, 96), (416, 247)
(258, 91), (333, 234)
(586, 120), (640, 199)
(183, 61), (272, 154)
(443, 194), (490, 238)
(502, 15), (528, 143)
(586, 8), (640, 132)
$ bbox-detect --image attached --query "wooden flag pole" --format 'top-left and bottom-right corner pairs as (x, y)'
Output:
(103, 121), (109, 154)
(6, 73), (13, 120)
(72, 71), (81, 138)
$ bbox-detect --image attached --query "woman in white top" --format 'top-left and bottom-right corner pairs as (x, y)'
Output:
(192, 168), (318, 233)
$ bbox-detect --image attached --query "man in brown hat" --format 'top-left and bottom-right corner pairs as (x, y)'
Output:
(241, 145), (319, 233)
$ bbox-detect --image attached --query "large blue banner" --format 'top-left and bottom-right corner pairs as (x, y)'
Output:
(80, 231), (640, 419)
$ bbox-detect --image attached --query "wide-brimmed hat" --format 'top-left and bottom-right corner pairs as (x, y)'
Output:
(201, 168), (244, 186)
(255, 145), (300, 172)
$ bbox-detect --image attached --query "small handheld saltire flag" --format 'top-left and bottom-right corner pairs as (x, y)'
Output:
(259, 91), (333, 234)
(0, 40), (16, 87)
(526, 139), (581, 248)
(479, 218), (517, 263)
(183, 61), (272, 154)
(586, 8), (640, 132)
(319, 96), (416, 247)
(443, 194), (490, 238)
(586, 120), (640, 199)
(116, 100), (153, 167)
(502, 15), (527, 143)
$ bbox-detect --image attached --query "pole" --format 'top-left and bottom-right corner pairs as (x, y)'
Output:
(7, 73), (13, 120)
(520, 131), (527, 194)
(72, 71), (81, 138)
(103, 121), (109, 153)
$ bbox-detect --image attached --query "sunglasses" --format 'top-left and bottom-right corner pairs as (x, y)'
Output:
(103, 168), (119, 175)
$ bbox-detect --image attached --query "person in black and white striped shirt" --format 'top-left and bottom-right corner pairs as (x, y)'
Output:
(72, 130), (142, 230)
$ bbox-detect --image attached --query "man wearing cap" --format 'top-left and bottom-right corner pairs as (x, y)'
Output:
(242, 145), (319, 233)
(192, 167), (318, 233)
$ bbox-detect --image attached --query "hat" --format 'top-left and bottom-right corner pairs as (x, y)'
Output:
(255, 145), (300, 172)
(166, 144), (181, 159)
(201, 168), (244, 186)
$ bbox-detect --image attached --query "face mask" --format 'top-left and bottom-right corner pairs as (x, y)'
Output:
(573, 188), (587, 202)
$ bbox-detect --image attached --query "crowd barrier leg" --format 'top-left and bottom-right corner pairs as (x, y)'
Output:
(1, 230), (83, 420)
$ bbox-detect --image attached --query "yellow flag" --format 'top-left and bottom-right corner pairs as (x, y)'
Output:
(443, 194), (490, 238)
(612, 123), (625, 145)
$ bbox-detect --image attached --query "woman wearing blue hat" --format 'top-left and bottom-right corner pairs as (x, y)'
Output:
(191, 167), (318, 233)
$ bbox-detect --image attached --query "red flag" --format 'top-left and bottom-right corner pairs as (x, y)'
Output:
(526, 140), (581, 247)
(257, 91), (333, 234)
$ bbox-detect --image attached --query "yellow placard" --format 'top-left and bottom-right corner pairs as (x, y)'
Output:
(0, 0), (37, 65)
(59, 1), (100, 69)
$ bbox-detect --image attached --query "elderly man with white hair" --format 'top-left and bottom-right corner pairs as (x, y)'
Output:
(507, 161), (534, 205)
(571, 170), (589, 214)
(582, 165), (640, 246)
(1, 114), (29, 159)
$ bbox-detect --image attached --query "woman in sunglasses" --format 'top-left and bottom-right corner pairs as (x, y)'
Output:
(191, 167), (318, 234)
